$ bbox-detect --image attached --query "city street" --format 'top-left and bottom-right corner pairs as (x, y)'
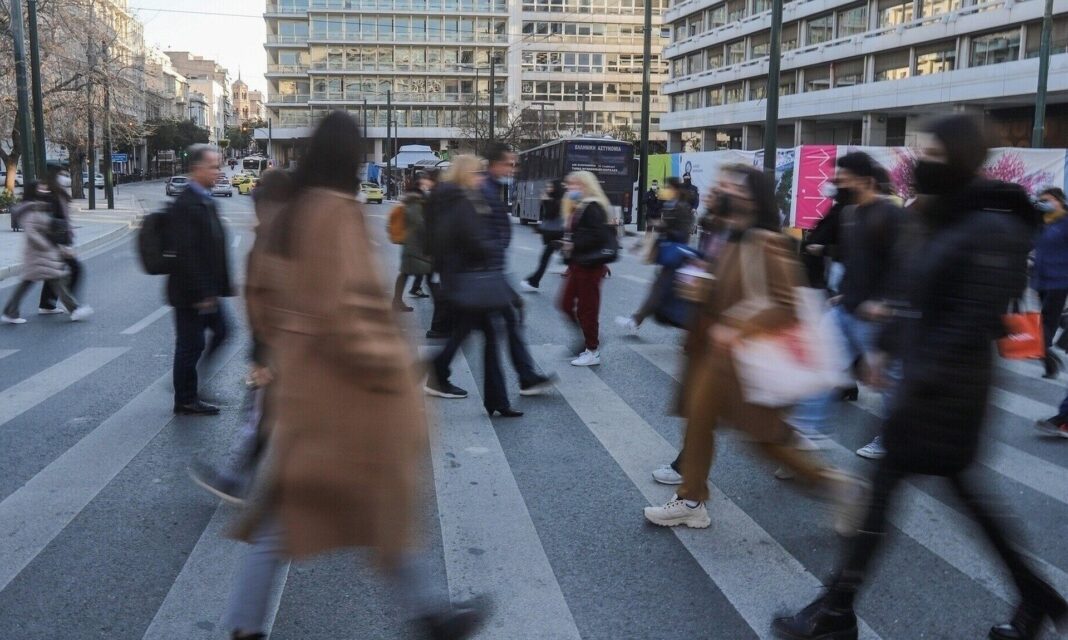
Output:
(0, 181), (1067, 639)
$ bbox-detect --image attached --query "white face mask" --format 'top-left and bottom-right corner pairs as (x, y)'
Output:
(819, 182), (837, 198)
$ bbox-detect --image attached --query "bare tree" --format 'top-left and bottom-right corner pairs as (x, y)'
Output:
(455, 100), (545, 154)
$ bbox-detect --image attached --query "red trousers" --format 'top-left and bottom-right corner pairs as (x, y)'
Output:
(559, 264), (607, 351)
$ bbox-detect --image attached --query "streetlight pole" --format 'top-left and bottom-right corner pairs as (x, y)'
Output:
(488, 50), (496, 142)
(580, 92), (587, 135)
(87, 28), (95, 209)
(9, 0), (37, 186)
(637, 0), (653, 231)
(1032, 0), (1054, 147)
(28, 0), (47, 178)
(386, 88), (392, 198)
(762, 0), (783, 174)
(474, 66), (481, 151)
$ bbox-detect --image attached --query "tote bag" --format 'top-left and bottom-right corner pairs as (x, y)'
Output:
(997, 301), (1044, 360)
(731, 237), (851, 407)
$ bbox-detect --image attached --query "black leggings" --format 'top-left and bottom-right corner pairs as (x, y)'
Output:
(1039, 289), (1067, 354)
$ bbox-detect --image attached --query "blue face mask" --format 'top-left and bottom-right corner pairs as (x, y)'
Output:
(1037, 200), (1057, 213)
(567, 190), (583, 201)
(499, 176), (514, 187)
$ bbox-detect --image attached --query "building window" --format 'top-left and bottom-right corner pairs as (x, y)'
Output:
(1026, 17), (1068, 57)
(750, 31), (770, 57)
(688, 52), (705, 74)
(915, 40), (955, 74)
(726, 39), (745, 65)
(749, 78), (766, 100)
(726, 0), (746, 22)
(836, 5), (867, 38)
(706, 85), (723, 106)
(706, 4), (727, 29)
(672, 58), (685, 77)
(686, 91), (702, 109)
(971, 29), (1021, 67)
(724, 82), (745, 103)
(706, 46), (724, 68)
(874, 49), (910, 80)
(806, 14), (833, 46)
(752, 0), (770, 13)
(782, 22), (799, 50)
(803, 65), (830, 91)
(877, 0), (913, 28)
(779, 70), (797, 95)
(920, 0), (961, 17)
(833, 58), (864, 86)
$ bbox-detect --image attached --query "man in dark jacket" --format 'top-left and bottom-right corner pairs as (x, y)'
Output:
(169, 144), (232, 415)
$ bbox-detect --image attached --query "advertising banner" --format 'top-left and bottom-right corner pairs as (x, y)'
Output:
(793, 146), (838, 229)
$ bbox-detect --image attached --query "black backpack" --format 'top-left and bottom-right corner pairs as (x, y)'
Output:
(138, 205), (176, 275)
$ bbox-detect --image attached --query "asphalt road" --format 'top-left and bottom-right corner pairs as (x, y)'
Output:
(0, 179), (1066, 639)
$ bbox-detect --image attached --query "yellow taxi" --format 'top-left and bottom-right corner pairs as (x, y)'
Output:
(231, 172), (254, 187)
(237, 176), (258, 195)
(360, 182), (384, 204)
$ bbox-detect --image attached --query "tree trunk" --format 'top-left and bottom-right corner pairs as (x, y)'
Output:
(70, 151), (85, 199)
(4, 157), (18, 195)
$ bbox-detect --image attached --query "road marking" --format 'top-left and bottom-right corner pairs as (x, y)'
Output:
(428, 351), (582, 640)
(231, 235), (242, 249)
(630, 343), (1068, 605)
(120, 306), (172, 335)
(0, 349), (16, 360)
(532, 345), (881, 640)
(618, 274), (651, 285)
(140, 503), (290, 640)
(0, 348), (128, 428)
(515, 245), (536, 253)
(0, 341), (241, 592)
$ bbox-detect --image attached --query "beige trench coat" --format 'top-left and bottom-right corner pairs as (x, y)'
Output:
(237, 188), (428, 562)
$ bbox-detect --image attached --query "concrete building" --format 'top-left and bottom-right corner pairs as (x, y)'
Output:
(145, 47), (191, 121)
(166, 52), (233, 143)
(660, 0), (1068, 150)
(248, 90), (267, 122)
(233, 74), (252, 122)
(262, 0), (670, 167)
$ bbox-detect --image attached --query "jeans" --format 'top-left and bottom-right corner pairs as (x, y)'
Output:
(173, 304), (229, 406)
(789, 305), (899, 438)
(559, 264), (607, 351)
(4, 278), (78, 319)
(501, 304), (541, 387)
(526, 243), (556, 288)
(428, 279), (452, 336)
(432, 310), (508, 410)
(40, 257), (81, 310)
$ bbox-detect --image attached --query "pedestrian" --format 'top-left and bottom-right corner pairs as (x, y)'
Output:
(616, 176), (697, 334)
(644, 179), (663, 225)
(1, 181), (92, 325)
(681, 173), (700, 208)
(643, 164), (865, 532)
(228, 112), (486, 640)
(392, 173), (433, 312)
(559, 170), (618, 367)
(424, 154), (525, 416)
(168, 144), (232, 415)
(521, 179), (566, 291)
(35, 167), (83, 315)
(773, 115), (1065, 640)
(1031, 186), (1068, 378)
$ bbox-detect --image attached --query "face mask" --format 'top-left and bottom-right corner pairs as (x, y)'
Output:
(835, 187), (855, 205)
(913, 160), (958, 196)
(712, 191), (731, 216)
(1037, 200), (1056, 213)
(498, 176), (514, 187)
(819, 183), (837, 198)
(567, 190), (583, 201)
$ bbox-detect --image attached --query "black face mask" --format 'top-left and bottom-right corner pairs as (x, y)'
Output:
(835, 187), (855, 205)
(914, 160), (960, 196)
(711, 191), (731, 216)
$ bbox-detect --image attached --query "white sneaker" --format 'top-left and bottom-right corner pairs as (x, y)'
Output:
(520, 280), (538, 293)
(644, 496), (711, 528)
(570, 349), (601, 367)
(774, 466), (796, 480)
(856, 436), (886, 460)
(70, 306), (94, 322)
(614, 315), (640, 335)
(1, 314), (26, 324)
(652, 464), (683, 485)
(38, 307), (65, 315)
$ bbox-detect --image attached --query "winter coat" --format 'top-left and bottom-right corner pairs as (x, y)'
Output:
(166, 186), (233, 308)
(400, 193), (432, 276)
(878, 181), (1032, 476)
(1032, 216), (1068, 291)
(479, 177), (513, 272)
(657, 200), (695, 244)
(565, 200), (613, 267)
(677, 229), (802, 442)
(236, 188), (427, 561)
(17, 204), (68, 282)
(428, 183), (498, 295)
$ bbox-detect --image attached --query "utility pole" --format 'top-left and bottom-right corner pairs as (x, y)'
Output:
(1033, 0), (1054, 147)
(28, 0), (47, 178)
(488, 50), (496, 142)
(637, 0), (654, 231)
(533, 101), (553, 145)
(362, 97), (368, 135)
(102, 42), (114, 209)
(10, 0), (37, 186)
(474, 66), (481, 151)
(580, 92), (588, 135)
(386, 89), (392, 199)
(267, 118), (273, 162)
(87, 29), (95, 209)
(763, 0), (784, 174)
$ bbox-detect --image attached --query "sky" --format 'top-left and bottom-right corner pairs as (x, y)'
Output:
(130, 1), (268, 94)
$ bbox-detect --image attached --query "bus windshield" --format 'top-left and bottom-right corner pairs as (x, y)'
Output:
(242, 156), (268, 176)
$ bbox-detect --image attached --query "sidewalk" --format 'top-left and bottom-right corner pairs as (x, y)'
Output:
(0, 217), (134, 282)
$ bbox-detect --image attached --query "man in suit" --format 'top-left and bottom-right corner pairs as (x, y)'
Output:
(169, 144), (233, 415)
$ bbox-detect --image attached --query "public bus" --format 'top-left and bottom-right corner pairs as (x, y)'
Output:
(515, 137), (636, 225)
(242, 155), (269, 176)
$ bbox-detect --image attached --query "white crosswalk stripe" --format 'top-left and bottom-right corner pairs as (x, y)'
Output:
(0, 349), (17, 360)
(0, 347), (127, 429)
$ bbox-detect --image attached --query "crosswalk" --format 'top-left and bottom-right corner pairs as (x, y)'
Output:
(0, 335), (1066, 639)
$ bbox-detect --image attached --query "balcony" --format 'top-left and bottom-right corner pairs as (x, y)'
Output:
(267, 93), (312, 104)
(266, 34), (309, 45)
(265, 2), (309, 15)
(310, 90), (506, 103)
(309, 61), (508, 75)
(308, 31), (508, 44)
(267, 64), (311, 74)
(309, 0), (508, 12)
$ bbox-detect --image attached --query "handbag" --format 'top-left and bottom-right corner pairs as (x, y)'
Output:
(731, 236), (851, 407)
(998, 300), (1044, 360)
(446, 270), (514, 312)
(656, 241), (699, 269)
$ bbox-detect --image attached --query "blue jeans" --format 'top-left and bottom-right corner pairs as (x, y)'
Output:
(788, 305), (899, 438)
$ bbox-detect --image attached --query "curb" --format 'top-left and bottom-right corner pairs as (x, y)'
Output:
(0, 223), (133, 282)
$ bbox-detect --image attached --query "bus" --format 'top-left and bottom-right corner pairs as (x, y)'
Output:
(515, 137), (636, 225)
(242, 155), (269, 176)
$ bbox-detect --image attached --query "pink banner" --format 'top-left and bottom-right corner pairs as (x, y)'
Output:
(794, 145), (837, 229)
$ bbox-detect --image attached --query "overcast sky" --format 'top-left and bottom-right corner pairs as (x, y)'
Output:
(131, 1), (268, 94)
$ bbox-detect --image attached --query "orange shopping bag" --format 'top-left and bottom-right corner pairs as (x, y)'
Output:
(998, 307), (1044, 360)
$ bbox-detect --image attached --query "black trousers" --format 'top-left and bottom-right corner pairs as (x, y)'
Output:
(173, 304), (229, 406)
(40, 257), (82, 310)
(1039, 289), (1068, 353)
(431, 310), (508, 411)
(831, 457), (1043, 602)
(428, 280), (453, 335)
(526, 242), (556, 288)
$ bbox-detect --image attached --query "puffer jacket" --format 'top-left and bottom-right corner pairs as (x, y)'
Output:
(18, 204), (67, 282)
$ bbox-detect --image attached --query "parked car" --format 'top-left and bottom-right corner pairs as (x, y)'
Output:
(360, 182), (384, 204)
(237, 176), (258, 195)
(166, 176), (189, 196)
(80, 170), (105, 188)
(14, 171), (22, 187)
(212, 177), (234, 197)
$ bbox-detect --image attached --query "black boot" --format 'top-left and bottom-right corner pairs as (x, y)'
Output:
(989, 579), (1067, 640)
(420, 596), (490, 640)
(1044, 352), (1062, 379)
(839, 385), (859, 402)
(772, 591), (858, 640)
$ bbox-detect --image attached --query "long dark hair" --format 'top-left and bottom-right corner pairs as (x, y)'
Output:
(293, 110), (363, 194)
(725, 164), (781, 232)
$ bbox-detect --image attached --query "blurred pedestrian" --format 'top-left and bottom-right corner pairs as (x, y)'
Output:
(425, 155), (525, 416)
(229, 112), (486, 640)
(2, 180), (92, 325)
(681, 173), (700, 207)
(643, 165), (865, 533)
(521, 179), (566, 291)
(168, 144), (232, 415)
(559, 170), (618, 366)
(773, 115), (1065, 640)
(392, 173), (434, 312)
(616, 176), (696, 334)
(1032, 186), (1068, 378)
(36, 167), (83, 315)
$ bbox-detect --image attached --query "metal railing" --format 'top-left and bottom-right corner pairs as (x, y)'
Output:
(309, 0), (508, 11)
(310, 90), (506, 102)
(267, 93), (312, 103)
(308, 31), (508, 43)
(267, 64), (311, 73)
(265, 3), (309, 13)
(266, 34), (309, 44)
(309, 61), (508, 73)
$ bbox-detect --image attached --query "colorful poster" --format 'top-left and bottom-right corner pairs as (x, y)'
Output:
(678, 149), (757, 214)
(645, 154), (674, 189)
(753, 149), (796, 223)
(793, 146), (837, 229)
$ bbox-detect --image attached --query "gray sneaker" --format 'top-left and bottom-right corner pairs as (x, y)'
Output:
(856, 436), (886, 460)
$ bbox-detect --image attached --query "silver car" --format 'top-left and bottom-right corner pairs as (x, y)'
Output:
(166, 176), (189, 196)
(211, 178), (233, 197)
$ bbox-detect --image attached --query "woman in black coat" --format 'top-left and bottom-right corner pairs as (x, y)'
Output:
(774, 116), (1065, 640)
(522, 179), (565, 291)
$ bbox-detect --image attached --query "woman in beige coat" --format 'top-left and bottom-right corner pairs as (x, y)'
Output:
(226, 112), (485, 640)
(643, 165), (864, 533)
